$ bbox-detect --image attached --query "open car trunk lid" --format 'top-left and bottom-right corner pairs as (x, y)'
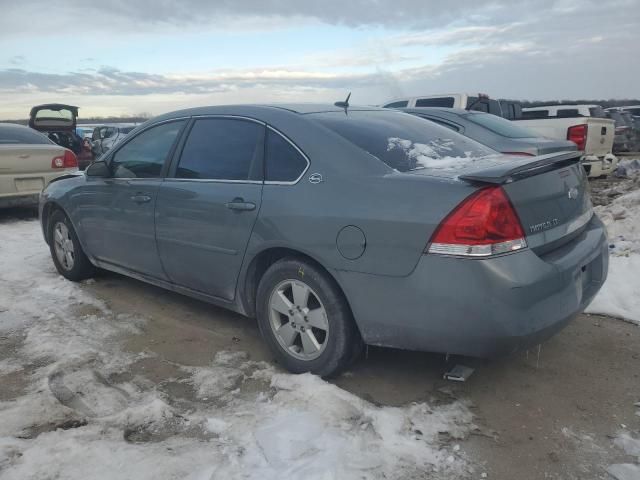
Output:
(458, 151), (593, 252)
(29, 104), (78, 132)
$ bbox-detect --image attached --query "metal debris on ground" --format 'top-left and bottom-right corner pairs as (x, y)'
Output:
(443, 365), (475, 382)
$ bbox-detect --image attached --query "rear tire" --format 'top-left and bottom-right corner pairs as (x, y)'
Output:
(256, 257), (361, 377)
(48, 210), (95, 281)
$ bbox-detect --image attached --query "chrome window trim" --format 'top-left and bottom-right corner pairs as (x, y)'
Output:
(162, 178), (263, 185)
(191, 114), (266, 126)
(263, 125), (310, 186)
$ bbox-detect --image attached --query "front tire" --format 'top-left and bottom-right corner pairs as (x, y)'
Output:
(256, 258), (361, 377)
(48, 210), (95, 281)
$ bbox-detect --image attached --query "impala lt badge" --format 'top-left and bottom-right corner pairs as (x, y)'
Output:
(529, 218), (560, 233)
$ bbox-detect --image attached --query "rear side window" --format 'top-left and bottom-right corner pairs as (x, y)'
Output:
(466, 98), (502, 115)
(415, 97), (454, 108)
(265, 129), (308, 182)
(310, 111), (494, 173)
(557, 109), (581, 118)
(111, 120), (185, 178)
(0, 125), (52, 145)
(176, 118), (263, 181)
(383, 101), (409, 108)
(522, 110), (549, 119)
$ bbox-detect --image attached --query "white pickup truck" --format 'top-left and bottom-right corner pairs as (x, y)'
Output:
(516, 105), (617, 177)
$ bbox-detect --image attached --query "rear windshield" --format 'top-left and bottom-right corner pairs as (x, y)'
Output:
(32, 108), (75, 128)
(0, 125), (52, 145)
(309, 110), (494, 173)
(464, 112), (539, 138)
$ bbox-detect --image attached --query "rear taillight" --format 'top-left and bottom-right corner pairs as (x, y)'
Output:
(567, 124), (587, 151)
(502, 152), (535, 156)
(427, 186), (527, 257)
(51, 150), (78, 169)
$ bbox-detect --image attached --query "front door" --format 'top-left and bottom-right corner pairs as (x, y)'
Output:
(75, 120), (186, 279)
(156, 117), (265, 301)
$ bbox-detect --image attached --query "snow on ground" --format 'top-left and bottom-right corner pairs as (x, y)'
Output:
(586, 160), (640, 325)
(0, 219), (476, 480)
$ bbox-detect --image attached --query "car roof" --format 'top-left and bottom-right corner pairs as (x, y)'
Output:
(147, 104), (389, 124)
(401, 107), (479, 118)
(0, 122), (33, 130)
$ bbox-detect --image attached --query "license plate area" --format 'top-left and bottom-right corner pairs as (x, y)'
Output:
(15, 177), (44, 192)
(580, 254), (603, 298)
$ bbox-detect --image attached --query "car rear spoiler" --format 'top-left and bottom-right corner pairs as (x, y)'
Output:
(458, 151), (583, 184)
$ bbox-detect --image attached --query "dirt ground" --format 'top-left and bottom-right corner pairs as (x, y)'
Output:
(2, 173), (639, 479)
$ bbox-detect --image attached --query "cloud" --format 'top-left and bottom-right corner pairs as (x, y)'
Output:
(0, 0), (638, 118)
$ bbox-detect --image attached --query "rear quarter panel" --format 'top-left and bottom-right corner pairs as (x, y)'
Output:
(244, 113), (478, 277)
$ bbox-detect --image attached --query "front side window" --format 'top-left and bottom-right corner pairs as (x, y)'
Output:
(265, 129), (308, 182)
(176, 118), (263, 181)
(111, 120), (185, 178)
(415, 97), (455, 108)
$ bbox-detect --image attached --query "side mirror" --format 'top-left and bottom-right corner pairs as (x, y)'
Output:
(85, 160), (110, 177)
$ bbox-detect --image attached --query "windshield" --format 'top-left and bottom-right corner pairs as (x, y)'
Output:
(309, 110), (495, 173)
(121, 126), (136, 134)
(464, 112), (540, 138)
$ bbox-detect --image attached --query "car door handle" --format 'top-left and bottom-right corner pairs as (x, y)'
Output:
(225, 199), (256, 211)
(130, 194), (152, 204)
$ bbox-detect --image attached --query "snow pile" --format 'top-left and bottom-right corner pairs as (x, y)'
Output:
(0, 219), (476, 479)
(387, 137), (478, 171)
(586, 186), (640, 324)
(607, 431), (640, 480)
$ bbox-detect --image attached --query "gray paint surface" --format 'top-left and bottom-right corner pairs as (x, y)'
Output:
(40, 104), (608, 357)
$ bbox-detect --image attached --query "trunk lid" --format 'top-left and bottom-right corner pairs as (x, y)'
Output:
(0, 144), (66, 174)
(29, 104), (78, 132)
(456, 151), (592, 252)
(526, 137), (578, 156)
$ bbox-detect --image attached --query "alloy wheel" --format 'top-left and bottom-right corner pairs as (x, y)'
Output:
(53, 222), (75, 271)
(268, 279), (329, 361)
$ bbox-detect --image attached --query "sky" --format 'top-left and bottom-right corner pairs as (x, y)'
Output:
(0, 0), (638, 119)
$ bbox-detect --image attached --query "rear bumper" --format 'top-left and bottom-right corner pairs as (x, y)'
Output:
(336, 216), (609, 358)
(582, 154), (618, 177)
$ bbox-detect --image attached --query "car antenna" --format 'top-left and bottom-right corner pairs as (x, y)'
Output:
(334, 92), (351, 114)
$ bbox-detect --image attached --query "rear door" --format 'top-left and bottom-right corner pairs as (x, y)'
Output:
(155, 116), (264, 301)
